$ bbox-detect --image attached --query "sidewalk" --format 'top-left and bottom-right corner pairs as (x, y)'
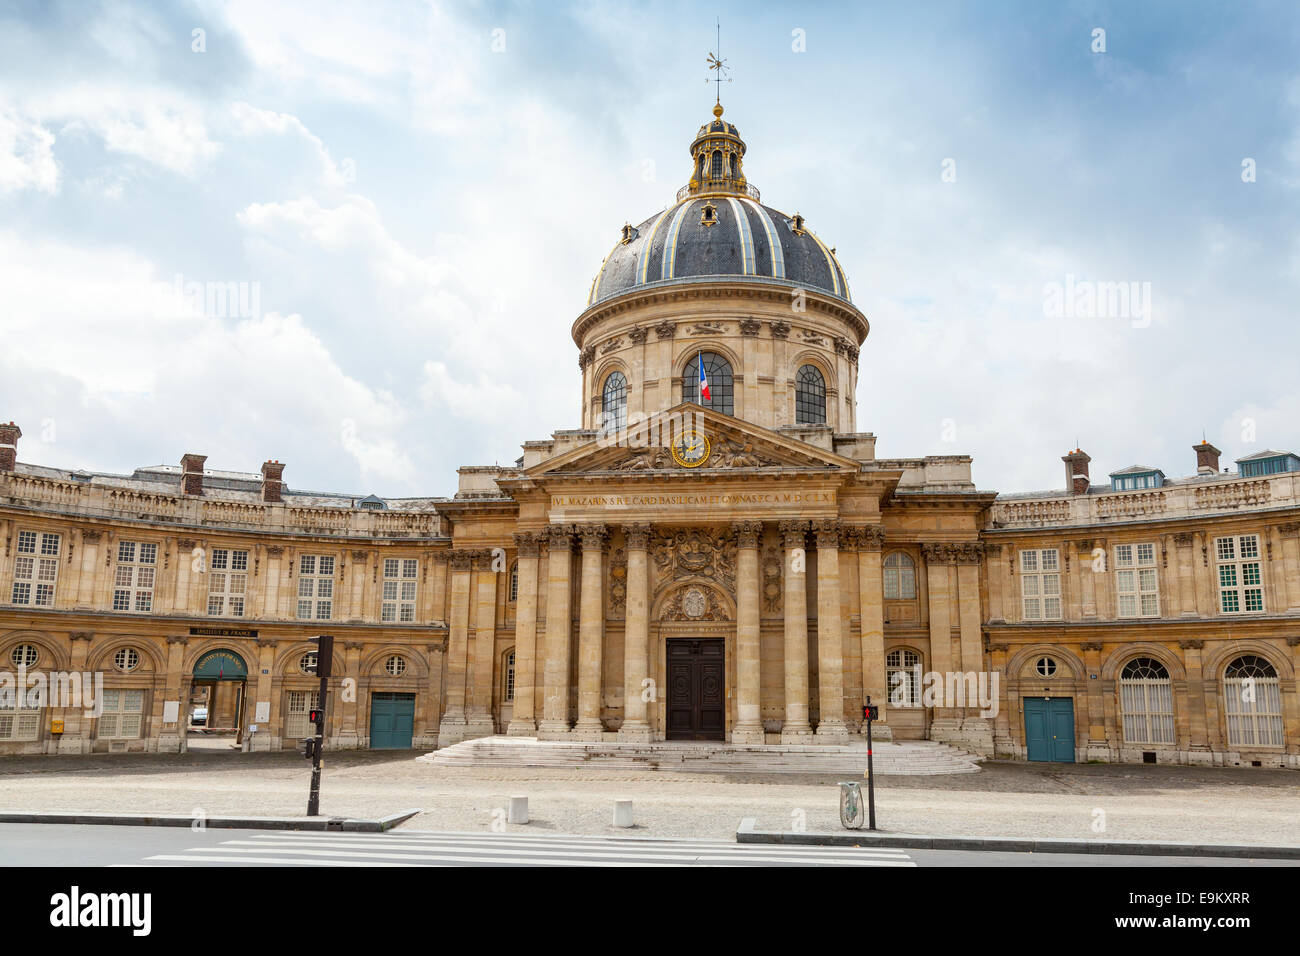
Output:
(0, 751), (1296, 844)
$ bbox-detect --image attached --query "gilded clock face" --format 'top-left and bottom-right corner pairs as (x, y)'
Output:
(671, 429), (711, 468)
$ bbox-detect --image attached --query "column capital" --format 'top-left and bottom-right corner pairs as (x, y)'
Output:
(921, 541), (983, 564)
(266, 545), (285, 557)
(448, 549), (475, 571)
(813, 519), (842, 549)
(166, 635), (189, 645)
(622, 523), (652, 550)
(546, 524), (576, 550)
(578, 524), (609, 551)
(472, 548), (499, 572)
(1178, 639), (1205, 650)
(344, 640), (365, 650)
(513, 531), (543, 557)
(846, 526), (885, 551)
(731, 520), (763, 550)
(254, 638), (279, 648)
(778, 519), (809, 549)
(70, 632), (94, 642)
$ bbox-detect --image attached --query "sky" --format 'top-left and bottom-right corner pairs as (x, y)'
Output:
(1, 0), (1299, 497)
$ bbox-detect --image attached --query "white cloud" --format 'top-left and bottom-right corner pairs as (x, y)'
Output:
(0, 106), (58, 194)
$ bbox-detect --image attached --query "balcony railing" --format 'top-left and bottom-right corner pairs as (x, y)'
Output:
(676, 180), (761, 203)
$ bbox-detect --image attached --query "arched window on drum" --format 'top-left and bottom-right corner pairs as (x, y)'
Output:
(683, 352), (734, 416)
(601, 371), (627, 434)
(1119, 657), (1174, 745)
(795, 364), (826, 425)
(1222, 655), (1283, 747)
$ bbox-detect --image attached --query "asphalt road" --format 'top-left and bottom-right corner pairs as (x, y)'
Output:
(0, 824), (1293, 867)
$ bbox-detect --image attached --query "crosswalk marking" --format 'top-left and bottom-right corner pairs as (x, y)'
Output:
(140, 830), (916, 867)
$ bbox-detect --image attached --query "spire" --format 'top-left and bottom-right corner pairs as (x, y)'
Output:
(679, 24), (755, 203)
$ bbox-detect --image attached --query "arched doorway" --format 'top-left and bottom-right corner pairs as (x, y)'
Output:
(189, 648), (249, 750)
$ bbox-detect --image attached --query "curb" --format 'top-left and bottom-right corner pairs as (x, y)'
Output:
(734, 818), (1300, 860)
(0, 808), (422, 833)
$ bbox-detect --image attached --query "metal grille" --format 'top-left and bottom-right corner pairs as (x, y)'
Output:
(794, 364), (826, 424)
(1119, 657), (1174, 744)
(1223, 656), (1283, 747)
(682, 352), (734, 416)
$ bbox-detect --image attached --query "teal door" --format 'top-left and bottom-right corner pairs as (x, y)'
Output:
(1024, 697), (1075, 762)
(369, 692), (415, 749)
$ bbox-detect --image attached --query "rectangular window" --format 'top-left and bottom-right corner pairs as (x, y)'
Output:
(381, 558), (418, 623)
(1115, 543), (1159, 618)
(112, 541), (157, 612)
(11, 531), (60, 606)
(285, 689), (320, 739)
(1020, 548), (1061, 621)
(0, 701), (41, 741)
(207, 548), (249, 617)
(1216, 535), (1264, 614)
(97, 688), (145, 739)
(297, 554), (335, 620)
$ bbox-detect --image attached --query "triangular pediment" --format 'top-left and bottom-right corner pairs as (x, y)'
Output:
(524, 403), (861, 477)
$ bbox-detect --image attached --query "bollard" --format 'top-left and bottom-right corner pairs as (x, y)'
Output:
(508, 795), (529, 825)
(613, 799), (634, 828)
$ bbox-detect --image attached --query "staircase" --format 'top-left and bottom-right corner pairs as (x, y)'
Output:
(423, 736), (981, 775)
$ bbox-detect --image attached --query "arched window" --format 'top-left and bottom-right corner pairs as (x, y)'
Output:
(1223, 655), (1283, 747)
(1119, 657), (1174, 745)
(795, 365), (826, 424)
(711, 149), (723, 179)
(601, 371), (627, 434)
(697, 153), (706, 180)
(886, 648), (922, 707)
(682, 352), (734, 415)
(883, 552), (916, 600)
(729, 153), (737, 178)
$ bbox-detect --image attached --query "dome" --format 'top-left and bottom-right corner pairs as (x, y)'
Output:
(585, 105), (852, 308)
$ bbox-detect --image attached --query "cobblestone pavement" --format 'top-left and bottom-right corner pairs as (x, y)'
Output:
(0, 752), (1297, 844)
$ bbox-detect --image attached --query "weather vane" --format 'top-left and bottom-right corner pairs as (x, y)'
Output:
(706, 17), (731, 106)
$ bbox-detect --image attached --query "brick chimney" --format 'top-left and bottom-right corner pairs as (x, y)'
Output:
(260, 460), (285, 503)
(1062, 448), (1091, 495)
(1194, 440), (1221, 476)
(180, 453), (207, 495)
(0, 422), (20, 472)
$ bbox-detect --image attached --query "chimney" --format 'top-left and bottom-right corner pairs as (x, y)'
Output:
(1062, 448), (1091, 495)
(1193, 440), (1221, 476)
(180, 453), (207, 495)
(260, 460), (285, 503)
(0, 422), (20, 472)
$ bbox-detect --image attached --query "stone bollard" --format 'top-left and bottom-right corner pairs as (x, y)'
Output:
(508, 795), (529, 825)
(613, 799), (634, 828)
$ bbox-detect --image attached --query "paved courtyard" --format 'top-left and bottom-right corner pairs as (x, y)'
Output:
(0, 751), (1297, 844)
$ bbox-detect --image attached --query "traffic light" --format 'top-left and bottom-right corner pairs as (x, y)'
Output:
(309, 709), (324, 724)
(863, 703), (879, 721)
(309, 635), (334, 679)
(298, 737), (316, 760)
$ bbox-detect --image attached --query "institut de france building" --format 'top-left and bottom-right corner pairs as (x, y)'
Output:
(2, 104), (1299, 768)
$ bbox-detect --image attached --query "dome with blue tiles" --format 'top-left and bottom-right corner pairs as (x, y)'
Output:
(585, 104), (852, 307)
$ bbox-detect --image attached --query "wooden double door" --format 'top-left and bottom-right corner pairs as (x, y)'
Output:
(666, 639), (725, 741)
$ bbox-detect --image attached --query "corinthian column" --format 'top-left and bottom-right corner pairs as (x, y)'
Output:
(618, 523), (653, 741)
(779, 520), (813, 742)
(732, 520), (765, 743)
(853, 527), (891, 740)
(815, 520), (849, 739)
(438, 549), (474, 743)
(537, 526), (575, 736)
(573, 524), (609, 739)
(507, 532), (541, 736)
(466, 549), (498, 737)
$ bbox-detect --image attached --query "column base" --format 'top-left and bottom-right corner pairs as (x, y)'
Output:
(570, 719), (604, 741)
(617, 721), (653, 742)
(506, 719), (537, 737)
(730, 724), (765, 745)
(780, 724), (813, 745)
(535, 719), (571, 739)
(815, 720), (851, 741)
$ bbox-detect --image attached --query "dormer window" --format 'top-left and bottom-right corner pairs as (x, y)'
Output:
(788, 212), (806, 235)
(620, 222), (638, 244)
(1109, 468), (1164, 491)
(1237, 451), (1300, 478)
(700, 202), (717, 227)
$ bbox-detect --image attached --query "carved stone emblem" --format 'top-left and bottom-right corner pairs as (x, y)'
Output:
(652, 529), (736, 596)
(682, 587), (707, 618)
(711, 437), (778, 468)
(762, 547), (783, 613)
(661, 583), (730, 621)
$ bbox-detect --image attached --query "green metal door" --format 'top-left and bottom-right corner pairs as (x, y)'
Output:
(1024, 697), (1075, 762)
(369, 692), (415, 749)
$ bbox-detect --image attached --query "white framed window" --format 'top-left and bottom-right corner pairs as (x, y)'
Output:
(1020, 548), (1061, 620)
(0, 697), (40, 741)
(1115, 543), (1159, 618)
(1215, 535), (1264, 613)
(114, 647), (140, 672)
(384, 655), (406, 677)
(1119, 658), (1174, 745)
(883, 552), (917, 600)
(381, 558), (418, 623)
(1222, 656), (1283, 748)
(207, 548), (249, 617)
(12, 530), (60, 606)
(886, 648), (922, 707)
(504, 650), (516, 702)
(285, 689), (319, 739)
(508, 563), (519, 603)
(10, 643), (39, 668)
(296, 554), (335, 620)
(97, 689), (144, 739)
(299, 652), (317, 675)
(112, 541), (157, 612)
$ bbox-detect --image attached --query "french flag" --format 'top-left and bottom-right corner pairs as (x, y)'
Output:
(698, 352), (711, 402)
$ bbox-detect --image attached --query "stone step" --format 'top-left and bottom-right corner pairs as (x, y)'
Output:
(422, 736), (981, 775)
